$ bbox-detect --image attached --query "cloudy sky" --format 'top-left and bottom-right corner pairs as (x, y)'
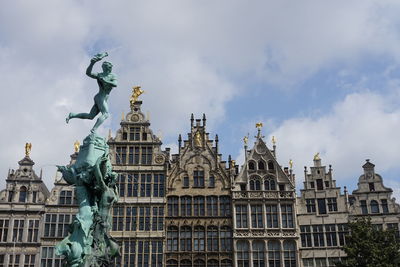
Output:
(1, 0), (400, 199)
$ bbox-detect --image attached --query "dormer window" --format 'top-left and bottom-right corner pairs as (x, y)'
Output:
(248, 161), (255, 170)
(369, 183), (375, 192)
(264, 177), (276, 190)
(268, 161), (274, 171)
(258, 161), (265, 170)
(19, 186), (27, 203)
(371, 200), (379, 213)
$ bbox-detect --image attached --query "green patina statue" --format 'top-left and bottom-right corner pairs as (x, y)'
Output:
(56, 52), (120, 267)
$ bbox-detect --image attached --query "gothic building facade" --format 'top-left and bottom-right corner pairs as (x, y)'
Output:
(0, 98), (400, 267)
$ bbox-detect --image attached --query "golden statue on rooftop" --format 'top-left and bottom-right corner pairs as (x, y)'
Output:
(272, 136), (276, 145)
(255, 122), (263, 129)
(25, 143), (32, 156)
(314, 152), (320, 161)
(74, 140), (80, 153)
(243, 135), (248, 145)
(289, 159), (293, 169)
(130, 85), (144, 104)
(194, 131), (202, 147)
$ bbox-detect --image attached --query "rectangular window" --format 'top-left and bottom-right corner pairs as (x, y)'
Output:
(168, 197), (179, 216)
(112, 206), (124, 231)
(141, 146), (152, 165)
(118, 174), (126, 197)
(116, 146), (127, 165)
(220, 196), (231, 216)
(310, 182), (315, 189)
(328, 258), (340, 267)
(209, 176), (215, 187)
(183, 176), (189, 188)
(123, 240), (136, 266)
(387, 223), (400, 239)
(0, 255), (4, 266)
(382, 199), (389, 213)
(151, 241), (163, 267)
(235, 205), (248, 228)
(128, 147), (134, 164)
(137, 241), (150, 267)
(27, 220), (39, 242)
(59, 190), (73, 205)
(325, 224), (337, 246)
(153, 174), (165, 197)
(300, 225), (312, 247)
(316, 179), (323, 190)
(41, 247), (62, 267)
(313, 225), (325, 247)
(360, 200), (368, 214)
(126, 206), (137, 231)
(338, 224), (348, 246)
(24, 254), (36, 267)
(306, 199), (316, 213)
(9, 255), (20, 267)
(303, 258), (314, 267)
(193, 170), (205, 187)
(317, 198), (327, 214)
(369, 182), (375, 191)
(207, 196), (218, 216)
(281, 204), (294, 228)
(13, 219), (24, 242)
(134, 147), (140, 164)
(152, 207), (164, 231)
(194, 196), (205, 216)
(44, 214), (57, 237)
(251, 205), (263, 228)
(0, 219), (9, 242)
(266, 204), (279, 228)
(138, 207), (151, 231)
(315, 258), (327, 267)
(327, 198), (338, 212)
(129, 127), (140, 141)
(139, 173), (152, 197)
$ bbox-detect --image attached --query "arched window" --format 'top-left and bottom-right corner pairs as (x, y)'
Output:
(208, 259), (219, 267)
(237, 241), (249, 267)
(283, 241), (296, 267)
(19, 186), (27, 203)
(253, 241), (265, 267)
(166, 260), (178, 267)
(207, 226), (219, 251)
(371, 200), (380, 213)
(221, 259), (232, 267)
(258, 160), (265, 170)
(264, 177), (276, 190)
(167, 226), (178, 251)
(181, 196), (192, 216)
(268, 161), (275, 170)
(194, 259), (205, 267)
(248, 161), (256, 170)
(220, 226), (232, 251)
(194, 226), (205, 251)
(181, 260), (192, 267)
(268, 241), (281, 267)
(180, 226), (192, 251)
(250, 178), (261, 190)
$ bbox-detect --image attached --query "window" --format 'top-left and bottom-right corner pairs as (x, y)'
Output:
(129, 127), (140, 141)
(303, 259), (314, 267)
(268, 161), (275, 170)
(0, 219), (9, 242)
(208, 260), (219, 267)
(281, 204), (294, 228)
(152, 207), (164, 231)
(126, 206), (137, 231)
(126, 173), (139, 197)
(134, 147), (140, 164)
(24, 254), (36, 267)
(118, 174), (126, 197)
(138, 207), (151, 231)
(387, 223), (400, 239)
(140, 173), (152, 197)
(181, 260), (192, 267)
(315, 258), (327, 267)
(306, 199), (316, 213)
(141, 146), (152, 165)
(268, 241), (281, 267)
(266, 204), (279, 228)
(167, 226), (178, 251)
(250, 179), (261, 190)
(137, 240), (150, 267)
(0, 255), (4, 267)
(116, 146), (127, 164)
(325, 181), (330, 188)
(283, 241), (296, 267)
(236, 241), (249, 267)
(382, 199), (389, 213)
(13, 219), (24, 242)
(338, 224), (348, 246)
(220, 196), (231, 216)
(360, 200), (368, 214)
(236, 205), (248, 228)
(325, 224), (337, 246)
(151, 241), (163, 267)
(193, 170), (205, 187)
(317, 198), (327, 214)
(372, 224), (383, 231)
(9, 255), (20, 267)
(183, 176), (189, 188)
(154, 173), (165, 197)
(123, 240), (136, 266)
(369, 182), (375, 192)
(220, 226), (232, 251)
(59, 190), (73, 205)
(249, 161), (255, 170)
(371, 200), (379, 213)
(122, 131), (128, 140)
(207, 196), (218, 216)
(209, 176), (215, 187)
(327, 198), (338, 212)
(194, 226), (205, 251)
(328, 258), (340, 267)
(166, 260), (178, 267)
(194, 196), (205, 216)
(253, 241), (265, 267)
(180, 226), (192, 251)
(251, 205), (263, 228)
(8, 191), (14, 202)
(313, 225), (325, 247)
(264, 177), (276, 190)
(316, 179), (323, 190)
(168, 197), (179, 216)
(194, 260), (205, 267)
(258, 161), (265, 170)
(300, 225), (312, 247)
(207, 226), (219, 251)
(19, 186), (27, 202)
(181, 196), (192, 216)
(221, 259), (233, 267)
(310, 182), (315, 189)
(41, 247), (62, 267)
(27, 220), (39, 242)
(112, 207), (124, 231)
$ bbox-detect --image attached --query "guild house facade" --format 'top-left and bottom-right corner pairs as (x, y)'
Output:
(0, 97), (399, 267)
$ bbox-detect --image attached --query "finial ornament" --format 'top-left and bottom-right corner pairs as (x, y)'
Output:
(130, 85), (144, 104)
(272, 136), (276, 145)
(121, 111), (125, 121)
(74, 141), (80, 153)
(289, 159), (293, 169)
(243, 135), (248, 145)
(25, 143), (32, 156)
(255, 122), (263, 129)
(314, 152), (320, 161)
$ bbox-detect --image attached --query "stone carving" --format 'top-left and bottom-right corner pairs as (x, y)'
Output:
(56, 53), (120, 267)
